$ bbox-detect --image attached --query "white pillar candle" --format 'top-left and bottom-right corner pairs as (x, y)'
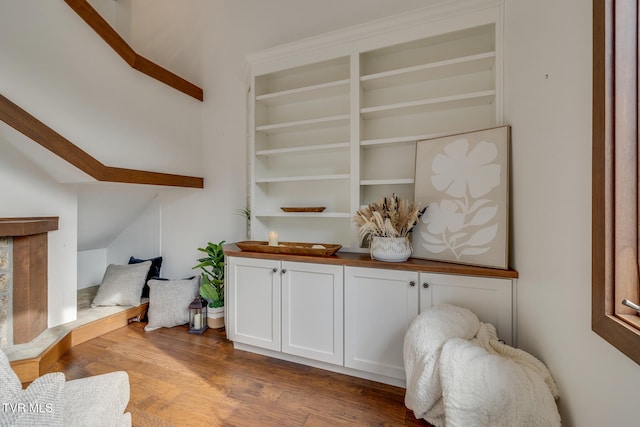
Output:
(268, 231), (278, 246)
(193, 313), (201, 330)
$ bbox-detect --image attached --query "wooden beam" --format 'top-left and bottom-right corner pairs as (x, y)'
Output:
(0, 94), (204, 189)
(64, 0), (203, 101)
(0, 217), (58, 236)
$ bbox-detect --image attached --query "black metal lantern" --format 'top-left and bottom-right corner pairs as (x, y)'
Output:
(188, 296), (208, 334)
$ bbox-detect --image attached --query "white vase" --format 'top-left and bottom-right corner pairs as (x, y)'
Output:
(207, 306), (225, 329)
(370, 236), (412, 262)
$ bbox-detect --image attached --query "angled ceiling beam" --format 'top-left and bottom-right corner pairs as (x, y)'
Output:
(64, 0), (204, 102)
(0, 93), (204, 188)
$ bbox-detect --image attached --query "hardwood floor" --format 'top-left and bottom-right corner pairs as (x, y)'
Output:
(46, 322), (431, 427)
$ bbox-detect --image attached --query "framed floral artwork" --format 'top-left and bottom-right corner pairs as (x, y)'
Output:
(412, 126), (510, 269)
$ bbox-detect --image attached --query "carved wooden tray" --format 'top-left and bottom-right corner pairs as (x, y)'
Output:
(280, 207), (326, 213)
(236, 241), (341, 257)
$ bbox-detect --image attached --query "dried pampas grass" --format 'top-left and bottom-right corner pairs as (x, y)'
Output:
(354, 194), (426, 245)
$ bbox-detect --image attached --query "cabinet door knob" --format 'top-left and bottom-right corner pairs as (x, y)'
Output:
(272, 268), (278, 273)
(281, 269), (287, 274)
(409, 281), (416, 287)
(423, 282), (429, 289)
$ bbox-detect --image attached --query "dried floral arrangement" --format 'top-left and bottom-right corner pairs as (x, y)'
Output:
(354, 194), (426, 245)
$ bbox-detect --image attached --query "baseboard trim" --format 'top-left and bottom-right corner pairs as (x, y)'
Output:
(232, 341), (406, 388)
(10, 303), (148, 383)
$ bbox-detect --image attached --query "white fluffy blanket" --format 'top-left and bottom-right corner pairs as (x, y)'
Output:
(404, 304), (560, 427)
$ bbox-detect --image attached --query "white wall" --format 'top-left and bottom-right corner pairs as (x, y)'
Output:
(77, 197), (162, 289)
(152, 0), (435, 280)
(88, 0), (201, 87)
(74, 183), (161, 251)
(504, 0), (640, 425)
(0, 138), (78, 326)
(77, 248), (107, 290)
(86, 0), (121, 35)
(128, 0), (204, 87)
(107, 195), (162, 266)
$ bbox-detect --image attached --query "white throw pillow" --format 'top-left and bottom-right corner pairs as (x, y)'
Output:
(144, 276), (199, 332)
(91, 261), (151, 307)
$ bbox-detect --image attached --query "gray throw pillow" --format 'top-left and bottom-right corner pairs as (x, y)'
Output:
(144, 276), (199, 332)
(91, 261), (151, 307)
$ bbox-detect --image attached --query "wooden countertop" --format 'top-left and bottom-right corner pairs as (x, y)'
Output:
(223, 242), (518, 279)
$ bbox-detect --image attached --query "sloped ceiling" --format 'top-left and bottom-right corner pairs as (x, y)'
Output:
(75, 182), (160, 251)
(0, 120), (95, 185)
(0, 120), (161, 251)
(0, 0), (203, 253)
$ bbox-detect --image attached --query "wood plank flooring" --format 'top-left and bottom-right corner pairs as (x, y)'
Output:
(46, 322), (431, 427)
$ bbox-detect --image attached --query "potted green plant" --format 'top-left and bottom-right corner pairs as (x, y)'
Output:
(193, 240), (225, 328)
(354, 194), (425, 262)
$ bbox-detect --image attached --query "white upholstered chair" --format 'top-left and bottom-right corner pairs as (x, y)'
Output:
(0, 347), (131, 426)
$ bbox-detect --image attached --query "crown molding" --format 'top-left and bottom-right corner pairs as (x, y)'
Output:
(243, 0), (503, 81)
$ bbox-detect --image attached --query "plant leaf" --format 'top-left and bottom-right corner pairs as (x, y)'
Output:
(194, 240), (225, 306)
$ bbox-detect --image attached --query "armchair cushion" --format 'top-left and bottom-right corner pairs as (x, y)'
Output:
(1, 372), (65, 426)
(63, 371), (131, 427)
(0, 348), (131, 427)
(0, 345), (22, 401)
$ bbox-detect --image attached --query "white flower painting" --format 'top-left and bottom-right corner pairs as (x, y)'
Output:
(413, 126), (509, 269)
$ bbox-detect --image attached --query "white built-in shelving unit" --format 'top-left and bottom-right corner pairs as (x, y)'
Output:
(246, 1), (503, 250)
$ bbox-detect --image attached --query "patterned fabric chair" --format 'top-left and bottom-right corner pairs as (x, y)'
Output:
(0, 347), (131, 426)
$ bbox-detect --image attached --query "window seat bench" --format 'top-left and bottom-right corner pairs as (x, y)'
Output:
(5, 285), (148, 383)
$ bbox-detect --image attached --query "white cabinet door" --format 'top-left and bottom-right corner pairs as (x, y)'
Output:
(419, 272), (514, 345)
(344, 266), (419, 380)
(227, 256), (281, 351)
(281, 262), (344, 365)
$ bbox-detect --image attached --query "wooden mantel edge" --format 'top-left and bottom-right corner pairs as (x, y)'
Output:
(0, 217), (59, 236)
(63, 0), (203, 101)
(0, 94), (204, 189)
